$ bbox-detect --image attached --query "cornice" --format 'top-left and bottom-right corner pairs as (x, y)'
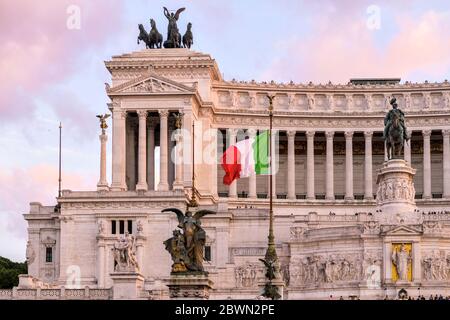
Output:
(213, 80), (450, 92)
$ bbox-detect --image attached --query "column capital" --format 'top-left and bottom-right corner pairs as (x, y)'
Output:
(113, 109), (127, 120)
(228, 128), (238, 137)
(306, 131), (315, 138)
(325, 131), (335, 139)
(443, 129), (450, 137)
(364, 131), (373, 138)
(247, 128), (257, 137)
(422, 129), (432, 138)
(158, 110), (169, 117)
(344, 131), (354, 139)
(137, 110), (148, 118)
(287, 130), (296, 138)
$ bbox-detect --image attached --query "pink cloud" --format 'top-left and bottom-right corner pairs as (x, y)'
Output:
(0, 164), (95, 239)
(0, 0), (124, 120)
(261, 4), (450, 83)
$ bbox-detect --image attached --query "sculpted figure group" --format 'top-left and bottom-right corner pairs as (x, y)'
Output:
(163, 207), (214, 273)
(137, 7), (193, 49)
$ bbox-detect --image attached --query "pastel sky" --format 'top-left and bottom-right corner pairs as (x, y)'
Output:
(1, 0), (450, 261)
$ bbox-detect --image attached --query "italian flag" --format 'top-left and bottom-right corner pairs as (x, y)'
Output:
(221, 131), (270, 185)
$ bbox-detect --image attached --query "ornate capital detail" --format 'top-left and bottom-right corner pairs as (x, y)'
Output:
(112, 109), (127, 120)
(442, 129), (450, 137)
(137, 110), (148, 119)
(364, 131), (373, 138)
(422, 129), (432, 138)
(344, 131), (354, 139)
(159, 110), (169, 118)
(247, 128), (257, 137)
(287, 130), (296, 138)
(325, 131), (334, 139)
(306, 131), (315, 138)
(228, 128), (238, 137)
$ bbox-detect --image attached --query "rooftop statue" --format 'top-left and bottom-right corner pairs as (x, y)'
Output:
(163, 207), (214, 273)
(182, 22), (193, 49)
(383, 97), (409, 159)
(163, 7), (185, 48)
(96, 113), (110, 134)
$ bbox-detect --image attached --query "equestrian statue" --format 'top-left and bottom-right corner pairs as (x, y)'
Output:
(383, 97), (409, 159)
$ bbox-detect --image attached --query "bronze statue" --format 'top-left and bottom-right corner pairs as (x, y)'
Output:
(162, 207), (214, 273)
(137, 24), (151, 49)
(164, 229), (188, 272)
(163, 7), (185, 48)
(182, 22), (193, 49)
(96, 114), (110, 134)
(149, 19), (163, 49)
(384, 97), (408, 159)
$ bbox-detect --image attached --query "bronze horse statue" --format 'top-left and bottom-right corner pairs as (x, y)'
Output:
(182, 22), (193, 49)
(137, 24), (151, 48)
(386, 111), (404, 159)
(149, 19), (163, 49)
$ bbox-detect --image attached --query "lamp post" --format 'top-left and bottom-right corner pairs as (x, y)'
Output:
(260, 95), (281, 300)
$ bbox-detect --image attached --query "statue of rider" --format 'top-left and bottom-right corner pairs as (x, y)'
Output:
(383, 97), (408, 142)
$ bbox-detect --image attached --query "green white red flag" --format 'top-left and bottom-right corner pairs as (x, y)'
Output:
(221, 130), (270, 185)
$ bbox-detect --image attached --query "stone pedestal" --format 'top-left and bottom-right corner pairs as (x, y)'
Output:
(375, 159), (421, 225)
(257, 278), (286, 300)
(166, 273), (213, 300)
(110, 272), (145, 300)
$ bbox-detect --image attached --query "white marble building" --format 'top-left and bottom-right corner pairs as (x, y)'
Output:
(5, 49), (450, 300)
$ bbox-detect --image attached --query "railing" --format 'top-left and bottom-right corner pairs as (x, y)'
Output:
(0, 288), (112, 300)
(0, 289), (12, 299)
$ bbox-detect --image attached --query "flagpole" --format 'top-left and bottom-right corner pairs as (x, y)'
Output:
(58, 122), (62, 198)
(261, 95), (280, 300)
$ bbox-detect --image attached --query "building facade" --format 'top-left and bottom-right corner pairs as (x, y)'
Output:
(7, 49), (450, 300)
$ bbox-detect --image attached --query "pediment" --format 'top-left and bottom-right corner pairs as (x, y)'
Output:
(107, 73), (195, 95)
(381, 224), (423, 236)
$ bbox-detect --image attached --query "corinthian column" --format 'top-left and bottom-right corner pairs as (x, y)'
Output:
(364, 131), (373, 200)
(147, 119), (156, 191)
(158, 110), (169, 191)
(228, 128), (238, 198)
(111, 109), (127, 191)
(325, 131), (334, 200)
(404, 129), (412, 164)
(443, 129), (450, 199)
(173, 129), (184, 190)
(423, 129), (432, 199)
(136, 110), (148, 191)
(306, 131), (315, 200)
(248, 129), (257, 199)
(345, 131), (354, 200)
(287, 130), (296, 200)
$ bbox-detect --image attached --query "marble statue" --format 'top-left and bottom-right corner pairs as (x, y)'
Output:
(112, 232), (139, 272)
(392, 244), (411, 281)
(26, 241), (35, 265)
